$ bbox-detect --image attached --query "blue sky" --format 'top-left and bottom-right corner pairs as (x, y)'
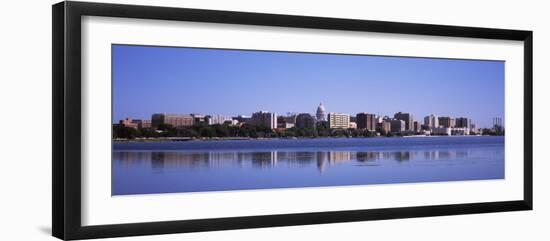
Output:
(113, 45), (504, 128)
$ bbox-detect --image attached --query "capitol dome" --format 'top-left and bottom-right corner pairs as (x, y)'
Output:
(316, 103), (327, 121)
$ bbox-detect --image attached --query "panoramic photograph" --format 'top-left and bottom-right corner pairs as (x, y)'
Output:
(111, 44), (505, 196)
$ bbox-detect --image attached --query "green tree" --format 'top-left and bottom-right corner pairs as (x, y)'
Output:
(113, 124), (138, 139)
(199, 126), (216, 138)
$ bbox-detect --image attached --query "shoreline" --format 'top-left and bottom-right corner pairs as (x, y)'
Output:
(113, 135), (500, 142)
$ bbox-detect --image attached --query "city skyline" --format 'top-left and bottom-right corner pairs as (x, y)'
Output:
(114, 107), (501, 130)
(113, 45), (505, 128)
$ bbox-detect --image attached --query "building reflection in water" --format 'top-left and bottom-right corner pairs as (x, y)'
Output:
(113, 149), (470, 173)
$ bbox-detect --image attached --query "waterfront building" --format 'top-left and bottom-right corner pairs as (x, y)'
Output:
(376, 120), (391, 134)
(348, 122), (357, 129)
(316, 103), (327, 121)
(277, 115), (296, 129)
(421, 124), (430, 131)
(208, 115), (232, 125)
(455, 117), (471, 129)
(283, 115), (297, 125)
(470, 123), (478, 134)
(328, 112), (350, 129)
(119, 118), (139, 129)
(356, 113), (376, 131)
(424, 114), (439, 129)
(250, 111), (278, 129)
(451, 127), (469, 135)
(151, 113), (194, 128)
(233, 115), (251, 124)
(438, 117), (455, 128)
(413, 121), (420, 133)
(295, 113), (316, 129)
(277, 123), (295, 129)
(394, 112), (414, 131)
(390, 119), (406, 133)
(137, 119), (152, 128)
(190, 114), (207, 124)
(277, 116), (286, 129)
(432, 127), (451, 136)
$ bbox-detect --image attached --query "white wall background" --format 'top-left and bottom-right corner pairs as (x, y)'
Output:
(0, 0), (547, 240)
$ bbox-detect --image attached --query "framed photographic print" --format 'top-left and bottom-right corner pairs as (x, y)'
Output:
(52, 1), (533, 240)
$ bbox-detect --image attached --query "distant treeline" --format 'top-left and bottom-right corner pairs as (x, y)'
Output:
(113, 123), (382, 139)
(113, 123), (504, 139)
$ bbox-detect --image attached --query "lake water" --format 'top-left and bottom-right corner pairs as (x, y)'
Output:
(112, 136), (504, 195)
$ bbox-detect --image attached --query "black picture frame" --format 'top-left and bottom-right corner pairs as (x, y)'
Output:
(52, 1), (533, 240)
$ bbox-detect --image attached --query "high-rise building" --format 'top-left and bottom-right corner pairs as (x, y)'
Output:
(438, 117), (455, 128)
(151, 114), (194, 128)
(493, 117), (503, 128)
(424, 114), (439, 129)
(394, 112), (414, 131)
(455, 117), (471, 129)
(376, 121), (391, 134)
(328, 113), (350, 129)
(390, 119), (406, 133)
(356, 113), (376, 131)
(316, 103), (327, 121)
(295, 113), (316, 129)
(413, 121), (420, 132)
(492, 117), (504, 135)
(250, 111), (277, 129)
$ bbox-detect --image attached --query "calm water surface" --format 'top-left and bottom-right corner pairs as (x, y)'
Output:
(112, 136), (504, 195)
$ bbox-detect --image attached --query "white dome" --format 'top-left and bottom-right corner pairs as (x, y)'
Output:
(316, 103), (327, 121)
(317, 104), (325, 112)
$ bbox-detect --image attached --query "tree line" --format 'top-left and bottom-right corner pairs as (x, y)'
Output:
(112, 123), (383, 139)
(113, 123), (503, 140)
